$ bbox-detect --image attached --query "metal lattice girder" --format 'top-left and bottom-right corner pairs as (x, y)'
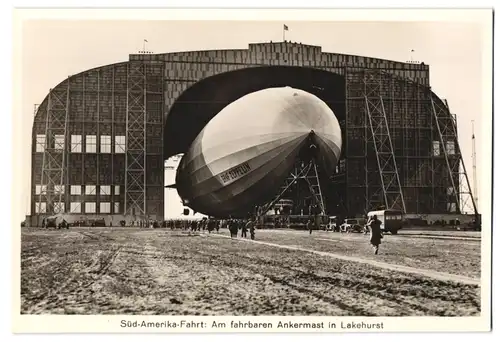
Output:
(259, 159), (327, 216)
(364, 92), (407, 213)
(125, 62), (147, 216)
(305, 160), (326, 215)
(431, 96), (478, 215)
(39, 79), (70, 215)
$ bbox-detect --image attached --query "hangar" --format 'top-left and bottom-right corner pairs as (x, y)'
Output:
(29, 41), (477, 225)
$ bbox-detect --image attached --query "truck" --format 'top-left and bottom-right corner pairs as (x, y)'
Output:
(366, 209), (404, 234)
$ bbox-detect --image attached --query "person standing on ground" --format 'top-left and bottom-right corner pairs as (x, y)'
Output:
(307, 219), (314, 235)
(229, 219), (238, 239)
(207, 218), (214, 234)
(242, 219), (249, 238)
(369, 215), (383, 255)
(248, 219), (256, 240)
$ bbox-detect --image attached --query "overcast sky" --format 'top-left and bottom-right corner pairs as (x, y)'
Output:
(16, 15), (492, 219)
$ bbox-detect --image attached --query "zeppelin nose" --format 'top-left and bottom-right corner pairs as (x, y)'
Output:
(307, 132), (318, 153)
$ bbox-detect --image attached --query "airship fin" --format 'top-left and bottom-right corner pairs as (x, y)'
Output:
(164, 184), (177, 189)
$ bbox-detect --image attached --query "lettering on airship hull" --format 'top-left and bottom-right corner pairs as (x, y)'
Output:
(219, 162), (252, 184)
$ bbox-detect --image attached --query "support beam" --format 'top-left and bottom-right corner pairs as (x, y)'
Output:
(39, 78), (70, 215)
(363, 72), (406, 213)
(125, 62), (147, 217)
(431, 96), (478, 215)
(257, 158), (327, 217)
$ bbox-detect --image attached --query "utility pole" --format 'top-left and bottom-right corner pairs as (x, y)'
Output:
(472, 120), (478, 209)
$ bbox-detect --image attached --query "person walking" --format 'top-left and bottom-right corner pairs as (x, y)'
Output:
(369, 215), (383, 255)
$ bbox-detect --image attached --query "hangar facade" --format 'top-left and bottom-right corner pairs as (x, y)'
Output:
(30, 41), (477, 224)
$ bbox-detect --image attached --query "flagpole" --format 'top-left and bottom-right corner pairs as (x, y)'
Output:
(143, 40), (146, 52)
(283, 27), (285, 41)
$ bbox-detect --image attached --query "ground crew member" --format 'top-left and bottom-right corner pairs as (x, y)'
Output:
(369, 215), (383, 255)
(248, 219), (256, 240)
(229, 219), (238, 239)
(307, 219), (314, 235)
(207, 219), (215, 234)
(242, 220), (249, 238)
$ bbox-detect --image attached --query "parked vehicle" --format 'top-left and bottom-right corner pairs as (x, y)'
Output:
(340, 218), (366, 233)
(366, 209), (403, 234)
(326, 216), (338, 231)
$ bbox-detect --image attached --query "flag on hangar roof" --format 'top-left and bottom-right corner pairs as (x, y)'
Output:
(284, 24), (289, 31)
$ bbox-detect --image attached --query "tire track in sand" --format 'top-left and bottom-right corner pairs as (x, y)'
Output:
(26, 233), (122, 314)
(209, 234), (480, 286)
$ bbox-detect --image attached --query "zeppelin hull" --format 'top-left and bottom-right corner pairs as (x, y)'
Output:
(176, 87), (342, 217)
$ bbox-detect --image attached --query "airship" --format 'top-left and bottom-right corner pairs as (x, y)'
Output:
(175, 87), (342, 217)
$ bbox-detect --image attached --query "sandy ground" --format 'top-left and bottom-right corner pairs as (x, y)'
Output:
(20, 227), (481, 316)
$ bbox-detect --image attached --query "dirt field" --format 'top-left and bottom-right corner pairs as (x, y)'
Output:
(20, 227), (481, 316)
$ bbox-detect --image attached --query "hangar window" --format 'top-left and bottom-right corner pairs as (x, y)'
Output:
(71, 135), (82, 153)
(86, 135), (97, 153)
(446, 141), (455, 155)
(100, 185), (111, 195)
(339, 159), (346, 173)
(114, 202), (120, 213)
(54, 135), (65, 151)
(70, 185), (81, 195)
(115, 136), (126, 153)
(114, 185), (120, 195)
(101, 135), (111, 153)
(36, 135), (46, 152)
(85, 202), (96, 213)
(54, 185), (65, 194)
(447, 202), (457, 213)
(35, 185), (47, 195)
(432, 141), (440, 156)
(85, 185), (96, 195)
(70, 202), (81, 213)
(54, 202), (65, 213)
(100, 202), (111, 213)
(35, 202), (46, 213)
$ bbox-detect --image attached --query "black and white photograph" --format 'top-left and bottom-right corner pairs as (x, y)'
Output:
(11, 7), (493, 333)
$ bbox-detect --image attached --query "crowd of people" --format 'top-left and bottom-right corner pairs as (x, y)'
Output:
(39, 212), (385, 255)
(159, 217), (257, 240)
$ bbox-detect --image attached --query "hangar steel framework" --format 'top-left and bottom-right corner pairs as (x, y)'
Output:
(334, 67), (477, 217)
(38, 80), (70, 215)
(30, 42), (478, 224)
(33, 61), (165, 225)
